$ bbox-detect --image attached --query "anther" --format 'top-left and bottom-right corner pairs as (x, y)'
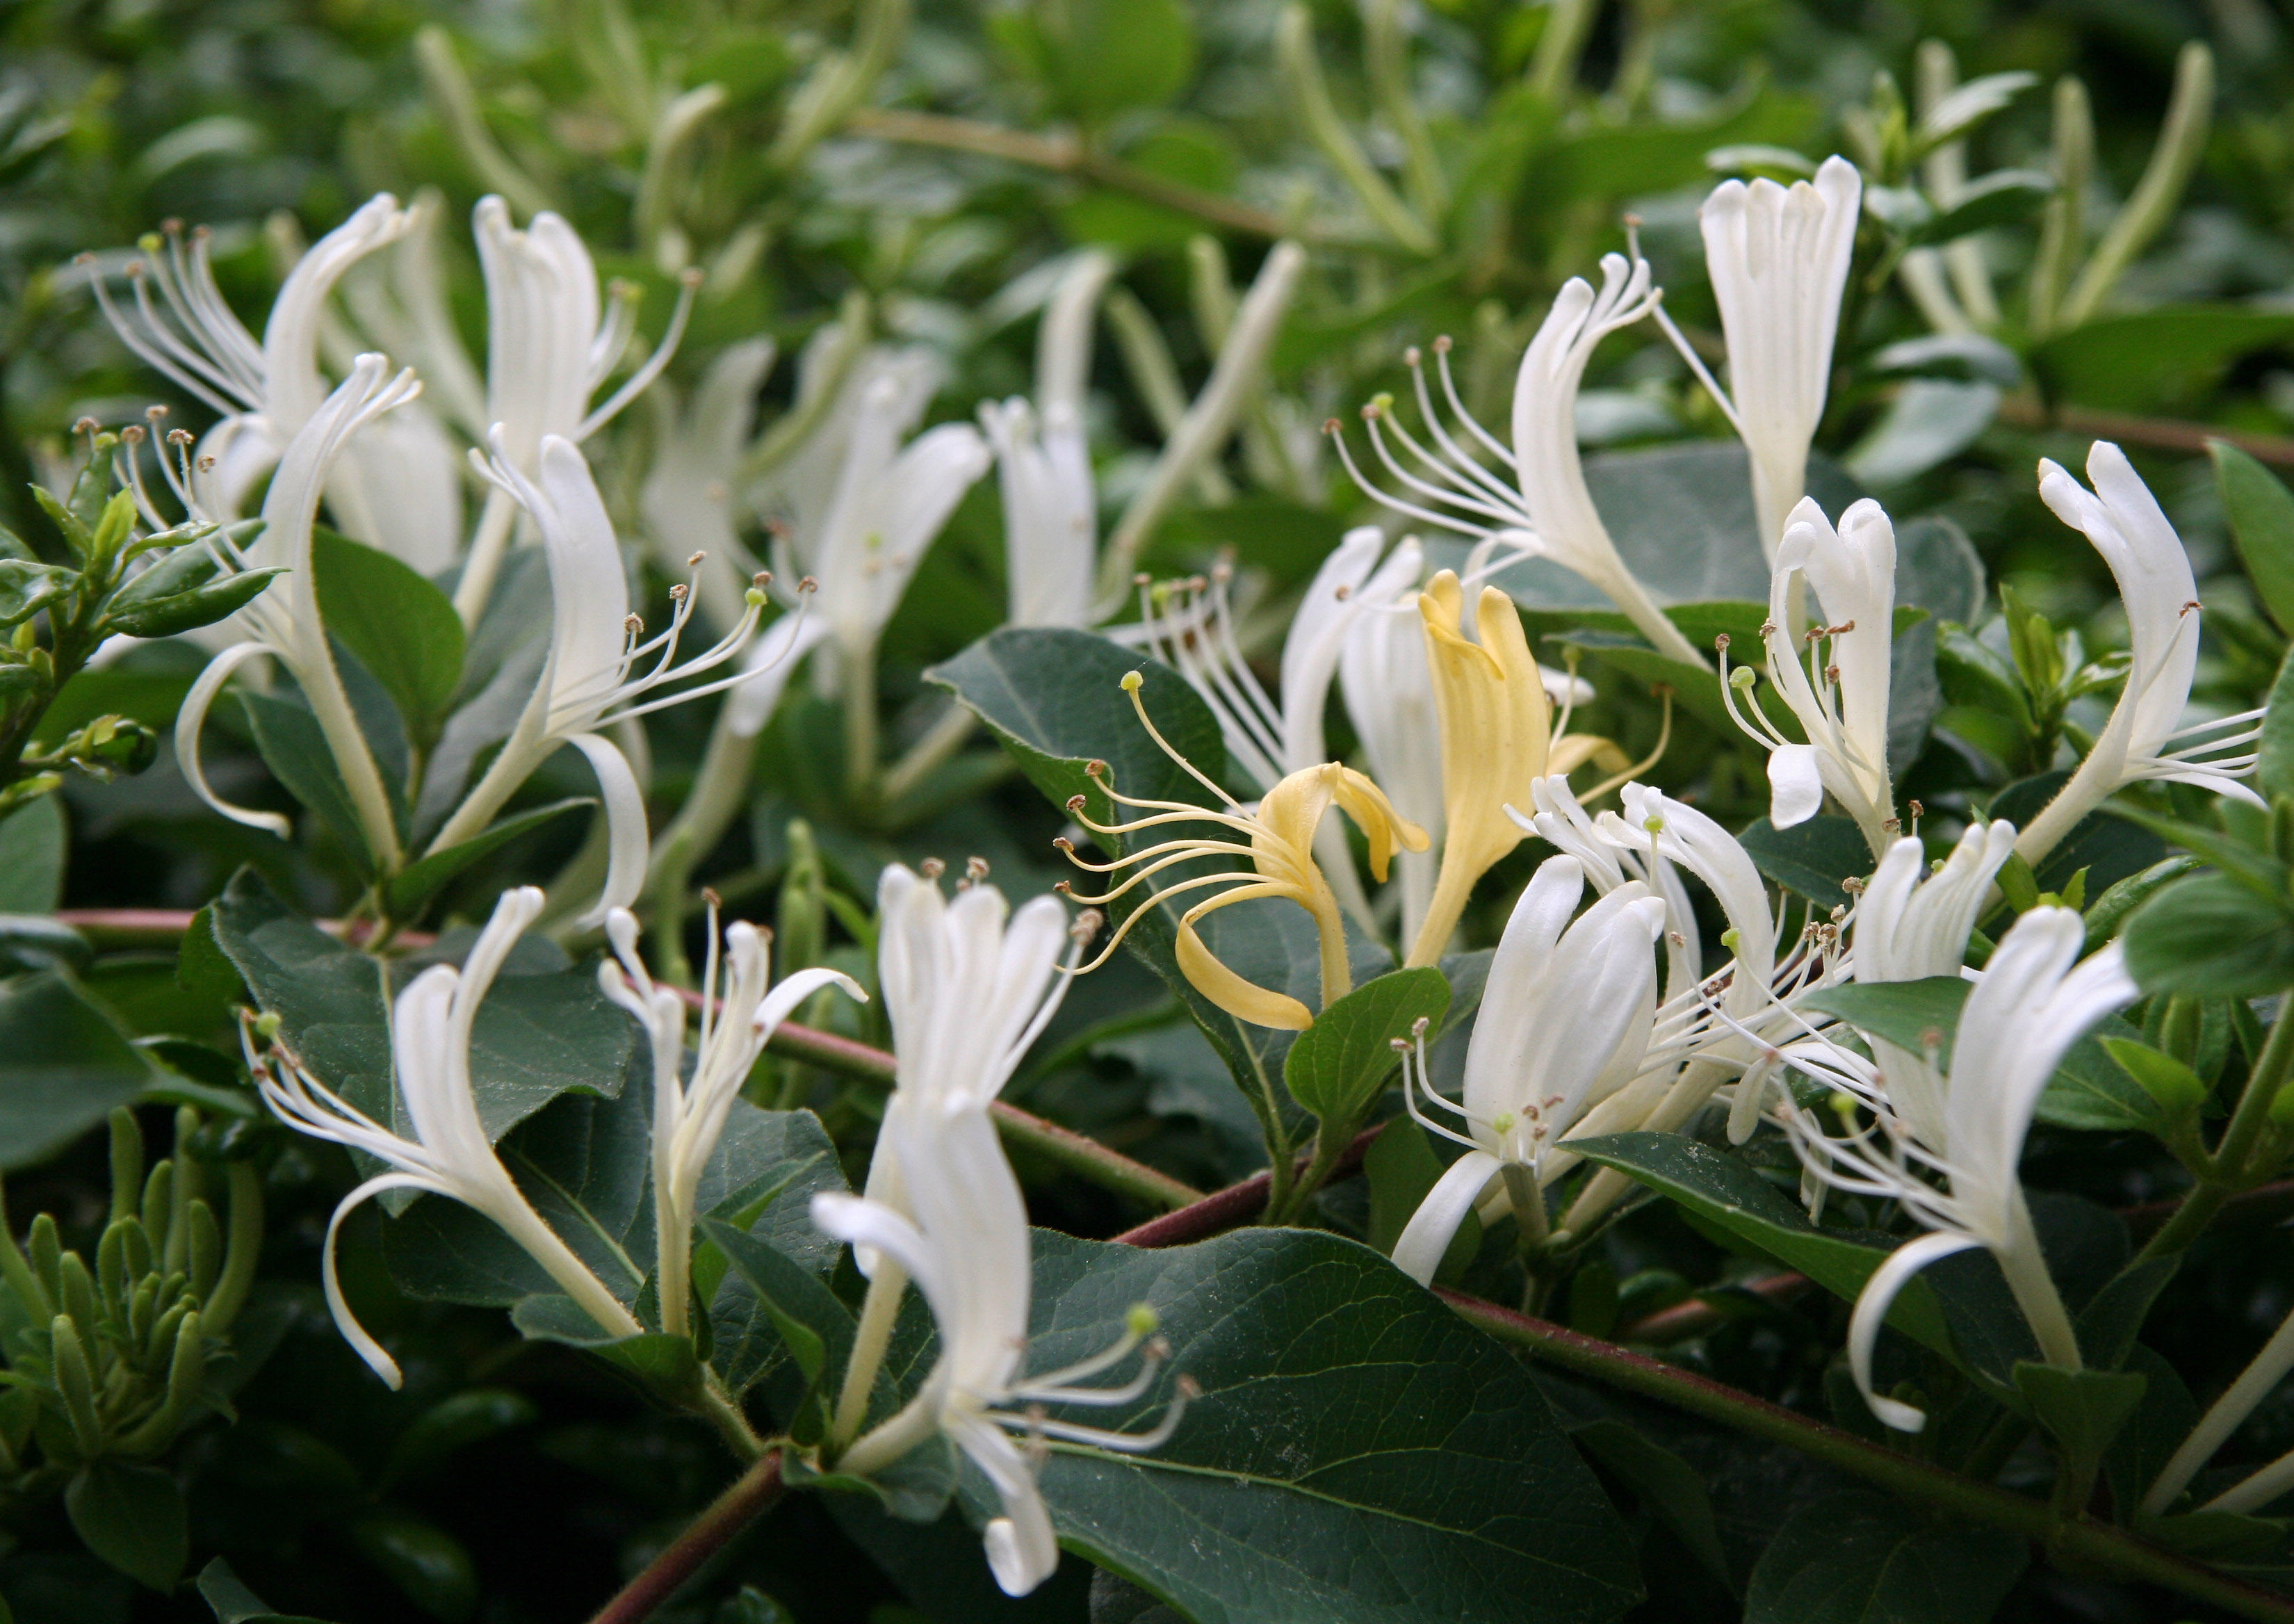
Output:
(624, 614), (645, 635)
(797, 575), (817, 593)
(1432, 334), (1451, 354)
(688, 551), (706, 567)
(919, 856), (945, 879)
(701, 886), (722, 909)
(966, 856), (990, 880)
(753, 570), (772, 588)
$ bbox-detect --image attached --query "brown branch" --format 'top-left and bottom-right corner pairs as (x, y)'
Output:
(1115, 1123), (1381, 1247)
(1442, 1294), (2294, 1624)
(845, 108), (1299, 241)
(584, 1450), (785, 1624)
(1994, 396), (2294, 469)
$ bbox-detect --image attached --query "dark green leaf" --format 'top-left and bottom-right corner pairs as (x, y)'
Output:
(2216, 444), (2294, 638)
(1742, 1487), (2024, 1624)
(1283, 967), (1449, 1123)
(2123, 872), (2294, 998)
(2077, 1255), (2179, 1370)
(2034, 307), (2294, 414)
(0, 914), (91, 975)
(0, 971), (154, 1169)
(377, 1388), (537, 1491)
(238, 690), (372, 866)
(702, 1217), (848, 1389)
(2083, 856), (2201, 955)
(1567, 1418), (1732, 1587)
(1041, 0), (1194, 122)
(2013, 1361), (2146, 1468)
(381, 798), (591, 921)
(2105, 1345), (2199, 1518)
(342, 1511), (477, 1624)
(2259, 644), (2294, 802)
(1363, 1117), (1478, 1280)
(1013, 1228), (1643, 1624)
(1910, 168), (2052, 245)
(510, 1293), (701, 1397)
(1565, 1132), (1957, 1361)
(311, 528), (466, 738)
(65, 1460), (187, 1591)
(0, 794), (65, 913)
(1738, 817), (1872, 911)
(0, 558), (78, 628)
(2099, 1037), (2208, 1118)
(1990, 770), (2167, 900)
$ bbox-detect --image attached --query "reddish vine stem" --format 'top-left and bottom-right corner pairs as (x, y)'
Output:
(583, 1450), (785, 1624)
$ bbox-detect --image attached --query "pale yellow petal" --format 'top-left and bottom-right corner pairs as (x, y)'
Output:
(1176, 887), (1315, 1030)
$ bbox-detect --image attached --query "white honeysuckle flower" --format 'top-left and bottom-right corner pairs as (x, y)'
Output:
(981, 396), (1096, 629)
(1339, 577), (1446, 942)
(85, 195), (415, 523)
(775, 373), (991, 669)
(1780, 906), (2136, 1432)
(1846, 821), (2018, 1148)
(1392, 856), (1668, 1284)
(321, 396), (468, 577)
(596, 903), (864, 1338)
(817, 1102), (1187, 1597)
(1721, 496), (1900, 856)
(428, 433), (787, 923)
(1329, 254), (1707, 669)
(2015, 441), (2263, 866)
(338, 189), (489, 443)
(174, 355), (424, 867)
(251, 887), (643, 1388)
(641, 336), (780, 631)
(981, 249), (1116, 630)
(1668, 154), (1863, 558)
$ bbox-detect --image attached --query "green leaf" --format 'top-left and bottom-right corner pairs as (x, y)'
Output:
(1990, 769), (2167, 900)
(311, 527), (466, 740)
(2259, 644), (2294, 802)
(1737, 816), (1871, 911)
(0, 558), (79, 628)
(381, 797), (591, 922)
(2215, 443), (2294, 638)
(702, 1218), (849, 1388)
(0, 970), (156, 1169)
(0, 793), (65, 913)
(103, 567), (284, 640)
(1742, 1487), (2025, 1624)
(2076, 1254), (2179, 1370)
(2033, 307), (2294, 414)
(1282, 967), (1449, 1124)
(238, 689), (373, 866)
(2099, 1037), (2208, 1117)
(1565, 1132), (1958, 1362)
(209, 868), (633, 1152)
(1040, 0), (1194, 122)
(2013, 1361), (2146, 1467)
(342, 1511), (478, 1624)
(377, 1388), (537, 1491)
(1011, 1228), (1642, 1624)
(65, 1459), (188, 1591)
(1565, 1418), (1732, 1588)
(1910, 168), (2053, 245)
(2123, 872), (2294, 998)
(2104, 1345), (2199, 1518)
(507, 1294), (701, 1398)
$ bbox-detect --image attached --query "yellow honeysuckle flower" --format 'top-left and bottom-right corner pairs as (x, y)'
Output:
(1406, 570), (1656, 968)
(1057, 673), (1428, 1031)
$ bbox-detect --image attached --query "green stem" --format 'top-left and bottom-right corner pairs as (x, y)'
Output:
(583, 1450), (785, 1624)
(1440, 1292), (2294, 1624)
(840, 642), (878, 809)
(2135, 993), (2294, 1267)
(878, 705), (977, 812)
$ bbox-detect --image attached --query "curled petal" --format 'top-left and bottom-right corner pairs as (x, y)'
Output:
(1391, 1151), (1502, 1286)
(1848, 1229), (1983, 1433)
(1766, 742), (1825, 828)
(177, 641), (292, 838)
(323, 1172), (446, 1389)
(566, 731), (650, 925)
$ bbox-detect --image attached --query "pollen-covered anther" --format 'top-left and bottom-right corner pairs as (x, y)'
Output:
(797, 575), (818, 594)
(966, 856), (991, 881)
(1431, 334), (1452, 354)
(919, 856), (945, 879)
(669, 583), (689, 601)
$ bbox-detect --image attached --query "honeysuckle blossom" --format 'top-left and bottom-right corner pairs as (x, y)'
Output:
(1392, 856), (1668, 1283)
(1720, 496), (1901, 857)
(174, 355), (424, 869)
(817, 1101), (1187, 1596)
(982, 249), (1115, 631)
(85, 196), (414, 528)
(1339, 580), (1445, 941)
(1059, 675), (1427, 1031)
(250, 887), (643, 1388)
(2014, 441), (2263, 867)
(640, 336), (780, 631)
(1329, 254), (1707, 668)
(775, 373), (991, 672)
(453, 195), (698, 619)
(1408, 569), (1634, 968)
(430, 433), (780, 922)
(1780, 906), (2136, 1432)
(1666, 156), (1863, 558)
(1843, 821), (2019, 1149)
(596, 902), (864, 1338)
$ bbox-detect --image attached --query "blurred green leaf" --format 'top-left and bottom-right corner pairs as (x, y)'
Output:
(2215, 443), (2294, 638)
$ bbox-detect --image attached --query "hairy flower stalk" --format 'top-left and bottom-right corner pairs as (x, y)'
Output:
(1719, 496), (1903, 857)
(250, 887), (642, 1388)
(1661, 156), (1863, 558)
(2013, 441), (2262, 868)
(174, 355), (425, 869)
(1408, 569), (1639, 968)
(596, 903), (863, 1340)
(817, 1101), (1189, 1596)
(1778, 907), (2136, 1431)
(1328, 252), (1707, 669)
(434, 432), (790, 922)
(1392, 854), (1668, 1283)
(1057, 674), (1426, 1032)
